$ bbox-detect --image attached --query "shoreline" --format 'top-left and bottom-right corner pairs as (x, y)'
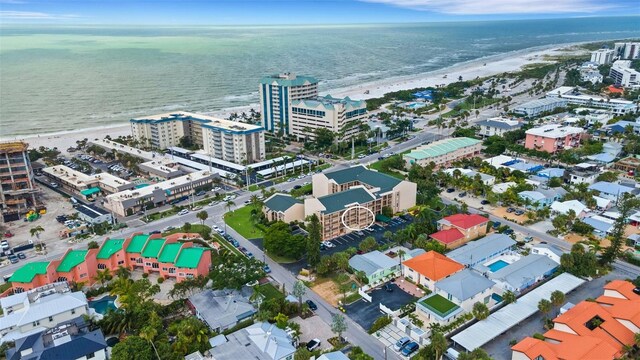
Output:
(5, 41), (589, 153)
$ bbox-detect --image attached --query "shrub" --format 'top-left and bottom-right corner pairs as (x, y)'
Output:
(368, 315), (392, 334)
(142, 273), (149, 278)
(157, 277), (164, 284)
(533, 333), (545, 340)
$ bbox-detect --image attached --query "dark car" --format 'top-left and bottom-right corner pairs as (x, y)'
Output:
(320, 243), (327, 250)
(401, 342), (419, 356)
(306, 300), (318, 311)
(446, 188), (455, 193)
(263, 265), (271, 274)
(506, 207), (516, 213)
(480, 200), (490, 205)
(503, 228), (514, 235)
(8, 255), (18, 264)
(306, 339), (321, 351)
(492, 221), (501, 229)
(195, 191), (206, 196)
(514, 209), (525, 216)
(149, 230), (161, 235)
(231, 240), (240, 247)
(458, 192), (467, 198)
(293, 185), (302, 190)
(16, 253), (26, 260)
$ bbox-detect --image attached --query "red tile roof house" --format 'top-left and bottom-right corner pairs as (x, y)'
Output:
(53, 249), (99, 285)
(430, 214), (489, 249)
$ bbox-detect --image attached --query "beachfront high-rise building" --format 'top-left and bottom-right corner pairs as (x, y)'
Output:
(590, 48), (616, 65)
(609, 60), (640, 87)
(0, 141), (40, 222)
(130, 112), (265, 164)
(614, 42), (640, 60)
(289, 95), (368, 141)
(259, 73), (319, 134)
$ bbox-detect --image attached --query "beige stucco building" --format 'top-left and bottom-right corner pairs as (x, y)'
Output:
(262, 194), (305, 223)
(289, 95), (367, 141)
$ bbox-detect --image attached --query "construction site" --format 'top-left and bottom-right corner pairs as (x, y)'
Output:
(0, 141), (41, 222)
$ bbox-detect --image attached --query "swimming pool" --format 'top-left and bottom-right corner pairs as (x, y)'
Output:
(487, 260), (509, 272)
(89, 295), (118, 315)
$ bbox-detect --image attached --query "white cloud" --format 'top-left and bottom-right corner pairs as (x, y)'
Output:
(361, 0), (615, 14)
(0, 11), (79, 19)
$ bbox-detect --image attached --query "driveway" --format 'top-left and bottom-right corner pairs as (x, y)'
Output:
(291, 315), (335, 350)
(344, 283), (416, 330)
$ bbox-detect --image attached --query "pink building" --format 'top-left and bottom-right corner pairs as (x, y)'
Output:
(54, 249), (99, 285)
(525, 124), (584, 153)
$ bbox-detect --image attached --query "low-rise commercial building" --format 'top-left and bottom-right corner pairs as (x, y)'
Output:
(524, 124), (584, 153)
(0, 283), (89, 344)
(289, 95), (367, 141)
(103, 170), (218, 217)
(0, 142), (40, 222)
(76, 204), (113, 224)
(403, 137), (482, 168)
(546, 86), (638, 114)
(42, 165), (134, 197)
(476, 117), (522, 137)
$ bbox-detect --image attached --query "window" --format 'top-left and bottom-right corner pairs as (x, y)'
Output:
(49, 316), (53, 322)
(152, 263), (159, 269)
(97, 263), (106, 269)
(87, 352), (95, 359)
(71, 309), (76, 315)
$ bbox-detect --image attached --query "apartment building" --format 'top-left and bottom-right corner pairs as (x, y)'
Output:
(476, 117), (522, 137)
(513, 97), (568, 118)
(511, 280), (640, 360)
(546, 86), (638, 115)
(0, 283), (89, 343)
(10, 233), (211, 293)
(263, 166), (416, 240)
(289, 95), (367, 140)
(103, 170), (218, 217)
(609, 60), (640, 87)
(524, 124), (585, 153)
(0, 142), (40, 222)
(131, 112), (265, 164)
(614, 42), (640, 59)
(430, 214), (489, 249)
(590, 48), (616, 65)
(259, 73), (319, 134)
(403, 137), (482, 168)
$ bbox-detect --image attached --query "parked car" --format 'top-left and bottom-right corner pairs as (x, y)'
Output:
(246, 252), (254, 259)
(1, 241), (9, 250)
(446, 188), (455, 193)
(480, 200), (490, 205)
(263, 265), (271, 274)
(306, 300), (318, 311)
(458, 192), (467, 198)
(503, 228), (514, 235)
(506, 207), (515, 213)
(394, 337), (411, 352)
(7, 255), (18, 264)
(306, 339), (321, 351)
(162, 226), (176, 232)
(178, 209), (189, 215)
(195, 191), (206, 196)
(514, 209), (525, 216)
(401, 342), (419, 356)
(293, 185), (302, 190)
(149, 230), (161, 235)
(16, 253), (26, 260)
(523, 236), (534, 242)
(492, 221), (501, 229)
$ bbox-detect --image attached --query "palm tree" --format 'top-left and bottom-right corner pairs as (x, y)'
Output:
(538, 299), (552, 319)
(93, 269), (111, 286)
(224, 200), (235, 233)
(139, 316), (161, 360)
(115, 266), (131, 279)
(250, 194), (262, 210)
(550, 290), (565, 316)
(430, 331), (448, 360)
(503, 290), (517, 304)
(30, 225), (44, 239)
(196, 210), (208, 226)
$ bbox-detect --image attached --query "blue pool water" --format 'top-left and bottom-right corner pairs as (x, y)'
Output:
(89, 295), (118, 315)
(487, 260), (509, 272)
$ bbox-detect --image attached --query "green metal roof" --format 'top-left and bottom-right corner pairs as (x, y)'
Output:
(126, 234), (150, 253)
(404, 137), (481, 160)
(259, 74), (318, 87)
(80, 187), (101, 196)
(57, 250), (88, 272)
(141, 238), (166, 258)
(10, 262), (49, 283)
(325, 165), (401, 193)
(264, 194), (302, 212)
(96, 239), (125, 260)
(158, 243), (183, 263)
(318, 187), (375, 214)
(174, 247), (208, 269)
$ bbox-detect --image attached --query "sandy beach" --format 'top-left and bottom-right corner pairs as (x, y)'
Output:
(8, 43), (584, 154)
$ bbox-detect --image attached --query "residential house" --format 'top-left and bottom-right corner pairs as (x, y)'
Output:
(0, 283), (89, 344)
(349, 251), (400, 284)
(491, 182), (516, 194)
(444, 168), (495, 185)
(536, 168), (565, 179)
(531, 244), (565, 264)
(207, 322), (296, 360)
(582, 215), (615, 237)
(628, 234), (640, 247)
(402, 251), (464, 291)
(53, 249), (98, 285)
(430, 214), (489, 249)
(518, 188), (567, 209)
(317, 351), (349, 360)
(262, 194), (304, 223)
(476, 117), (522, 137)
(95, 238), (128, 272)
(5, 317), (107, 360)
(614, 156), (640, 176)
(483, 254), (558, 293)
(511, 280), (639, 360)
(9, 262), (59, 293)
(446, 234), (516, 268)
(188, 289), (256, 333)
(565, 163), (600, 185)
(587, 142), (623, 165)
(550, 200), (588, 218)
(588, 181), (638, 201)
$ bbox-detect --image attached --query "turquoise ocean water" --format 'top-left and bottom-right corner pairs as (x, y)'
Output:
(1, 17), (639, 137)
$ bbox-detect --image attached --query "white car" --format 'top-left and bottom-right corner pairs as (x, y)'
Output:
(178, 209), (189, 215)
(162, 226), (176, 232)
(213, 187), (222, 191)
(322, 241), (335, 248)
(357, 154), (366, 159)
(0, 241), (9, 250)
(212, 225), (221, 232)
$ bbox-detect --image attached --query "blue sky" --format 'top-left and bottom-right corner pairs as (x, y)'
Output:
(0, 0), (638, 24)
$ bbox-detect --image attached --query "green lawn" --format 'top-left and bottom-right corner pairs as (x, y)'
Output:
(248, 184), (260, 191)
(367, 160), (405, 179)
(162, 224), (212, 240)
(266, 251), (300, 264)
(212, 234), (244, 257)
(257, 283), (285, 301)
(420, 294), (459, 317)
(224, 205), (264, 239)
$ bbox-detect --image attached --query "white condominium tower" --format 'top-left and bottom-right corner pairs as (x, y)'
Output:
(289, 95), (367, 140)
(130, 112), (265, 164)
(259, 73), (318, 134)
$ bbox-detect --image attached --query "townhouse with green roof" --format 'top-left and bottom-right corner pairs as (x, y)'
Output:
(9, 262), (57, 293)
(53, 249), (98, 285)
(403, 137), (482, 169)
(95, 238), (127, 271)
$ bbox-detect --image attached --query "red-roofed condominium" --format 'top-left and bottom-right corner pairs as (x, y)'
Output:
(9, 232), (212, 293)
(511, 280), (640, 360)
(430, 214), (489, 248)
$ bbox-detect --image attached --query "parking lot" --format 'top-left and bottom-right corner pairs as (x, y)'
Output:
(344, 282), (416, 330)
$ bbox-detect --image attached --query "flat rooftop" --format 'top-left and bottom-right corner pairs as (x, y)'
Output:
(405, 137), (481, 160)
(105, 170), (215, 201)
(526, 124), (584, 138)
(131, 111), (263, 133)
(43, 165), (131, 189)
(89, 139), (157, 161)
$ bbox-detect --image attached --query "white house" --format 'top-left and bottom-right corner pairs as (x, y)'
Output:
(531, 244), (565, 264)
(550, 200), (588, 218)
